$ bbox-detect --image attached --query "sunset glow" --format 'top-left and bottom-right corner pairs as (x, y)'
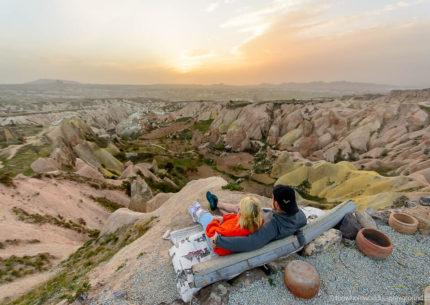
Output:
(0, 0), (429, 85)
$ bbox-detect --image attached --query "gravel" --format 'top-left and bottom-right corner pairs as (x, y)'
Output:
(89, 255), (179, 305)
(228, 225), (430, 305)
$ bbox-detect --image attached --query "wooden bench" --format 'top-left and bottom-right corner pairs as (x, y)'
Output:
(192, 200), (356, 288)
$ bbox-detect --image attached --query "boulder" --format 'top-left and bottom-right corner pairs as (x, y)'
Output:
(318, 133), (332, 148)
(128, 177), (153, 212)
(100, 208), (149, 235)
(338, 213), (362, 239)
(76, 164), (105, 181)
(271, 152), (295, 178)
(162, 177), (179, 190)
(116, 112), (144, 139)
(407, 107), (428, 131)
(73, 141), (123, 176)
(75, 158), (87, 171)
(30, 157), (59, 174)
(145, 193), (174, 212)
(355, 211), (378, 229)
(294, 135), (319, 157)
(135, 163), (161, 183)
(50, 146), (74, 168)
(120, 164), (138, 179)
(277, 128), (302, 150)
(303, 229), (342, 256)
(346, 126), (371, 152)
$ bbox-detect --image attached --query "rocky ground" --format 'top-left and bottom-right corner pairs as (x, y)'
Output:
(228, 225), (429, 305)
(0, 87), (429, 304)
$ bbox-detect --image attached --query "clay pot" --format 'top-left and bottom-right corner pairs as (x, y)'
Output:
(284, 260), (320, 299)
(356, 228), (393, 259)
(424, 286), (430, 305)
(388, 212), (418, 234)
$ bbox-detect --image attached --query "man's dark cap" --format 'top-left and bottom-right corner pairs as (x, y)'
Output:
(273, 184), (299, 215)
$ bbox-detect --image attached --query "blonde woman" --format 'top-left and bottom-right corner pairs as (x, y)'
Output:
(188, 196), (264, 256)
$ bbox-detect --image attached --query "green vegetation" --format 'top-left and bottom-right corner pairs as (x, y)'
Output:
(8, 216), (157, 305)
(0, 143), (52, 179)
(0, 125), (44, 149)
(12, 207), (99, 238)
(89, 196), (122, 212)
(213, 142), (225, 151)
(226, 100), (252, 109)
(203, 158), (216, 167)
(0, 239), (40, 249)
(294, 179), (337, 209)
(155, 155), (202, 188)
(420, 105), (430, 115)
(253, 147), (273, 174)
(0, 253), (55, 284)
(373, 166), (394, 177)
(193, 119), (213, 133)
(232, 164), (248, 172)
(268, 277), (276, 287)
(58, 172), (124, 191)
(174, 129), (193, 141)
(0, 171), (15, 187)
(116, 262), (126, 271)
(222, 182), (243, 191)
(175, 116), (192, 123)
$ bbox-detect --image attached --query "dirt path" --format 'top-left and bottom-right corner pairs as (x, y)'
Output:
(0, 129), (45, 160)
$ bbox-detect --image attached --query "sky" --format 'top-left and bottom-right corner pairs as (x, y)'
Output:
(0, 0), (429, 86)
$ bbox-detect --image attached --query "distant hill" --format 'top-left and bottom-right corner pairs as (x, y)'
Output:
(0, 79), (415, 102)
(24, 79), (81, 85)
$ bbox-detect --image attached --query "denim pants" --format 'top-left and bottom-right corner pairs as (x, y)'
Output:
(197, 211), (214, 231)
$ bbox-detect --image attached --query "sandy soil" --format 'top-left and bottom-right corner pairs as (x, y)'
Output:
(0, 176), (128, 301)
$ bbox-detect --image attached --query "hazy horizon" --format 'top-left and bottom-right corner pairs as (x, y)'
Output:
(1, 0), (430, 87)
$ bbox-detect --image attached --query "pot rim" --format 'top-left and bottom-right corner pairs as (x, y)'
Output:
(390, 212), (418, 226)
(358, 228), (393, 249)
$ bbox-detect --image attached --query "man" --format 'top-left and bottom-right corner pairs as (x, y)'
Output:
(211, 184), (307, 253)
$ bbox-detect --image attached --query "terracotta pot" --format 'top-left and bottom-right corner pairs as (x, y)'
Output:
(356, 228), (393, 259)
(424, 285), (430, 305)
(388, 212), (418, 234)
(284, 260), (320, 299)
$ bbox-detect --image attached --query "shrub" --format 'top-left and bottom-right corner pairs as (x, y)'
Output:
(222, 182), (243, 191)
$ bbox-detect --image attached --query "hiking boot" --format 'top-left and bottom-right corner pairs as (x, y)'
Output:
(188, 201), (201, 222)
(206, 191), (218, 211)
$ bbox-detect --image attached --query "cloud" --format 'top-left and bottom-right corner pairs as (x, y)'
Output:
(205, 2), (219, 12)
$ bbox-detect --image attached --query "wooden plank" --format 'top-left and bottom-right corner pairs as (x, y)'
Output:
(192, 200), (356, 288)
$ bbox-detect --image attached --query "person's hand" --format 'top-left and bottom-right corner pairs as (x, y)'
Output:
(210, 232), (219, 248)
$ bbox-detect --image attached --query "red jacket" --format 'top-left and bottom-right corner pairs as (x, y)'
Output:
(205, 214), (252, 256)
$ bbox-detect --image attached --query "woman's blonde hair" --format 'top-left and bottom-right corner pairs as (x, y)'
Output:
(238, 196), (263, 232)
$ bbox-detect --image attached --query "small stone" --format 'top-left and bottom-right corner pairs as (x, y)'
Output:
(113, 290), (127, 299)
(209, 292), (222, 303)
(217, 284), (228, 296)
(420, 196), (430, 206)
(303, 229), (342, 256)
(355, 211), (378, 229)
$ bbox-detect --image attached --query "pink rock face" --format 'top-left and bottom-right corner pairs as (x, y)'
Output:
(76, 164), (105, 181)
(137, 89), (430, 178)
(223, 103), (272, 151)
(30, 157), (59, 174)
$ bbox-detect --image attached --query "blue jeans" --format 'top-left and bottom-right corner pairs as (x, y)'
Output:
(198, 211), (214, 231)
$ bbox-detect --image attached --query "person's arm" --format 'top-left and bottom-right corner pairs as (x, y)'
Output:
(214, 221), (277, 253)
